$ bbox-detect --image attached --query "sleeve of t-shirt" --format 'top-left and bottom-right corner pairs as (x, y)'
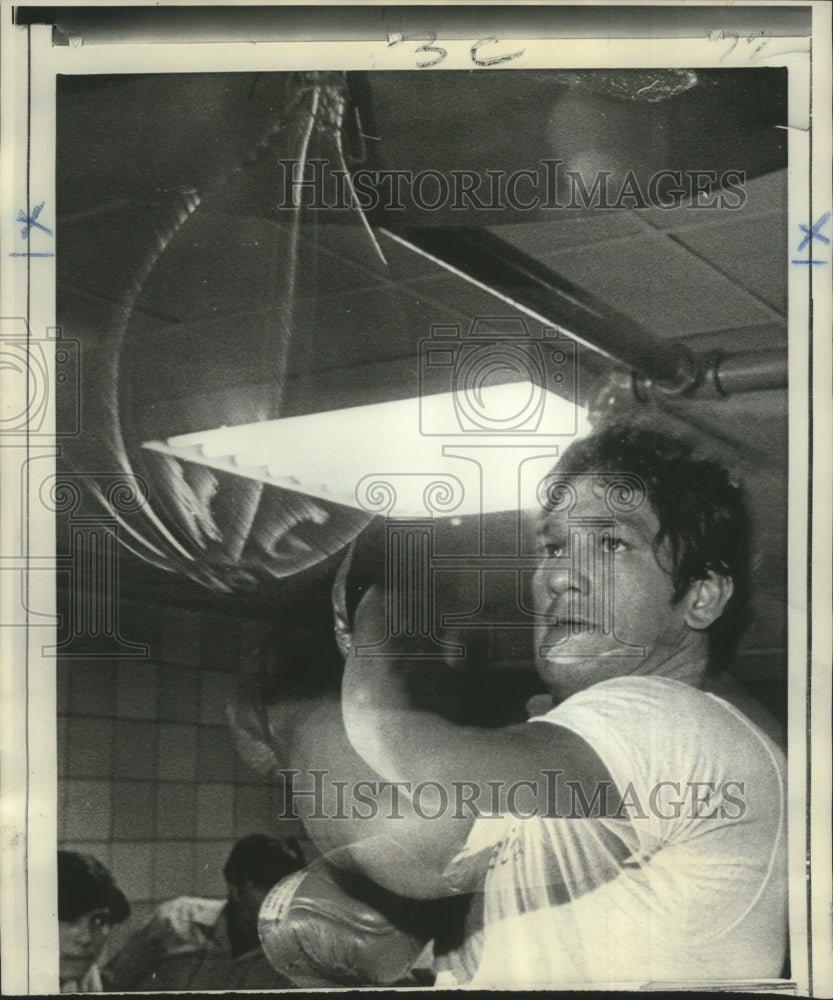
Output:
(527, 675), (787, 942)
(443, 676), (785, 924)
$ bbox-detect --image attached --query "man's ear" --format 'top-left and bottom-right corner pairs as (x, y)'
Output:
(683, 572), (734, 630)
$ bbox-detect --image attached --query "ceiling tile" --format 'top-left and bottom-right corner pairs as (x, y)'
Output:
(635, 168), (786, 232)
(666, 215), (786, 314)
(541, 233), (781, 337)
(488, 213), (644, 256)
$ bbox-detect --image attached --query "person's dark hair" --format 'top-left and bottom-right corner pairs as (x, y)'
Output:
(223, 834), (305, 892)
(550, 421), (750, 669)
(58, 851), (130, 924)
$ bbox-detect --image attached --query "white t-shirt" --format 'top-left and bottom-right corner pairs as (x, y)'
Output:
(437, 676), (787, 987)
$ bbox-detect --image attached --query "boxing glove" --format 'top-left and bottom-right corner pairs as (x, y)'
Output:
(258, 859), (433, 986)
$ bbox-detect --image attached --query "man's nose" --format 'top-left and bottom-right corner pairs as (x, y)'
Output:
(72, 918), (93, 944)
(537, 557), (586, 599)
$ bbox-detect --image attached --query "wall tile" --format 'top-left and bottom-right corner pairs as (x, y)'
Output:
(156, 783), (197, 840)
(234, 785), (279, 839)
(193, 840), (234, 898)
(153, 841), (195, 899)
(66, 717), (115, 779)
(116, 661), (160, 719)
(200, 614), (243, 673)
(199, 671), (238, 726)
(240, 620), (272, 662)
(235, 751), (272, 784)
(58, 841), (114, 871)
(112, 720), (158, 780)
(119, 599), (163, 655)
(157, 724), (198, 782)
(159, 666), (201, 724)
(111, 841), (154, 901)
(161, 607), (203, 667)
(68, 662), (118, 717)
(197, 726), (235, 783)
(196, 784), (234, 839)
(111, 781), (157, 840)
(62, 780), (111, 841)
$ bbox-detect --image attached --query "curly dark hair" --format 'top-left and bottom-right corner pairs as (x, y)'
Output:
(223, 833), (305, 892)
(550, 421), (750, 669)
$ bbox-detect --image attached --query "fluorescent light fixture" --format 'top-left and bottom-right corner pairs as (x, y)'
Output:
(143, 381), (590, 518)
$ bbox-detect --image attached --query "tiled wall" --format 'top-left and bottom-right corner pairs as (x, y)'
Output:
(56, 597), (306, 955)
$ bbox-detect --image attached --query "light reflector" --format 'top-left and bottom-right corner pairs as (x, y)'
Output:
(143, 381), (590, 518)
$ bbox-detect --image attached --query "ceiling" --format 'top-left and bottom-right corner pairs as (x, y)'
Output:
(57, 69), (787, 388)
(55, 69), (790, 706)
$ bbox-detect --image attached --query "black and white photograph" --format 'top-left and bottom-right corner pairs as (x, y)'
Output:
(0, 3), (830, 994)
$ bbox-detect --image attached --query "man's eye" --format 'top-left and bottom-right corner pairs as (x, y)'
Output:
(542, 542), (565, 558)
(600, 536), (625, 553)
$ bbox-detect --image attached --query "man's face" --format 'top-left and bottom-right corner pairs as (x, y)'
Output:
(58, 909), (112, 985)
(533, 478), (698, 701)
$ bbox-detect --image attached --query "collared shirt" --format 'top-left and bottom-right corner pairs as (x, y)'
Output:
(103, 896), (296, 991)
(61, 962), (104, 993)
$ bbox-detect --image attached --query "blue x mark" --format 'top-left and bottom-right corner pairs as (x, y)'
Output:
(17, 201), (53, 239)
(797, 212), (831, 252)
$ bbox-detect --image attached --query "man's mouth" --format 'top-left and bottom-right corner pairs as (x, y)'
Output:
(61, 954), (95, 974)
(551, 615), (594, 630)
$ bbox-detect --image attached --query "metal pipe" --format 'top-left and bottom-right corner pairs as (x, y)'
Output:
(711, 348), (788, 395)
(381, 226), (699, 390)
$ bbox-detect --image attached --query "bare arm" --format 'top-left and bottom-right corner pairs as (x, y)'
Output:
(230, 585), (613, 899)
(229, 687), (463, 898)
(340, 585), (615, 891)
